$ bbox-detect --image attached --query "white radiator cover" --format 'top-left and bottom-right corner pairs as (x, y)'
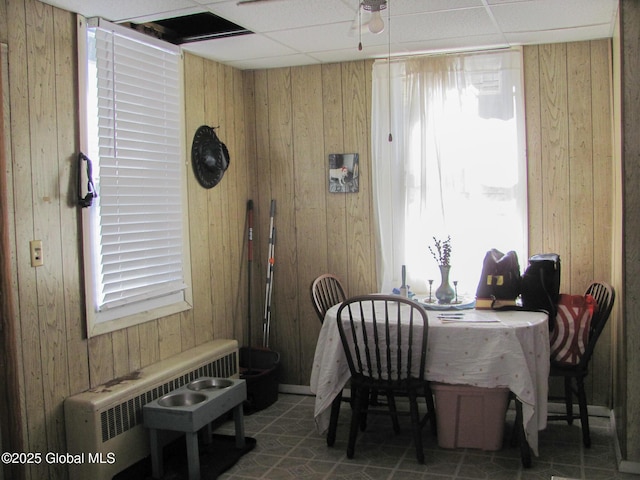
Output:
(64, 339), (239, 480)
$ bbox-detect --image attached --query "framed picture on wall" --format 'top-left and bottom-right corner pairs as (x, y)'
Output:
(328, 153), (359, 193)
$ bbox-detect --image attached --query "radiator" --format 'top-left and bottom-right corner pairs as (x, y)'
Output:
(64, 339), (239, 480)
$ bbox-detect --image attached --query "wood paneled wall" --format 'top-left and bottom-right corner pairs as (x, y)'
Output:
(0, 0), (617, 476)
(1, 1), (250, 478)
(523, 40), (614, 406)
(242, 62), (377, 385)
(2, 3), (81, 478)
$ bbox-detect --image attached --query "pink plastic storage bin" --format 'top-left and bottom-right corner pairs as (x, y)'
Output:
(432, 383), (510, 451)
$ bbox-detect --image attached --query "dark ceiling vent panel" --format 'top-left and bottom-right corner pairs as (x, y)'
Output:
(125, 12), (253, 45)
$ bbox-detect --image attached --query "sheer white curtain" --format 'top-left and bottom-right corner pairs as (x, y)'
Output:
(372, 49), (527, 298)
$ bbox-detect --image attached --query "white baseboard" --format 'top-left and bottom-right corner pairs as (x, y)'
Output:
(279, 384), (313, 396)
(546, 401), (610, 418)
(618, 459), (640, 475)
(279, 383), (354, 398)
(611, 411), (640, 475)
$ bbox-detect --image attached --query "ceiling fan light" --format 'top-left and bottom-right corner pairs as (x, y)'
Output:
(362, 0), (387, 12)
(368, 10), (385, 34)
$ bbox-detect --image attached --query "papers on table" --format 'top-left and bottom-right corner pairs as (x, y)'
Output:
(436, 313), (500, 323)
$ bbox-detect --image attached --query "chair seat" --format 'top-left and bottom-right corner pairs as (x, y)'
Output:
(353, 375), (427, 391)
(549, 362), (587, 375)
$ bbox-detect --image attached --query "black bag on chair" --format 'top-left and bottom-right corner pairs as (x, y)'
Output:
(475, 249), (522, 309)
(521, 253), (561, 328)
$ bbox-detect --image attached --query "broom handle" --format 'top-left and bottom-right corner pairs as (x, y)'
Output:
(264, 228), (275, 348)
(263, 200), (275, 348)
(247, 200), (253, 352)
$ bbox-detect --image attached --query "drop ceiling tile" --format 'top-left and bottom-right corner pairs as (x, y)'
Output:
(266, 21), (383, 53)
(503, 24), (614, 46)
(121, 7), (207, 24)
(226, 53), (322, 70)
(373, 0), (484, 16)
(42, 0), (201, 22)
(311, 47), (381, 65)
(490, 0), (617, 33)
(397, 8), (499, 43)
(486, 0), (532, 4)
(204, 0), (357, 33)
(182, 33), (298, 62)
(399, 35), (510, 56)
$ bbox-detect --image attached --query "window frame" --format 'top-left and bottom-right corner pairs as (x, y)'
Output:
(77, 15), (193, 337)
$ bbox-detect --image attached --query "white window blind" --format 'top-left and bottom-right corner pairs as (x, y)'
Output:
(80, 17), (191, 335)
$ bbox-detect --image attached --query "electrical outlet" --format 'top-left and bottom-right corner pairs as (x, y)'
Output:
(30, 240), (44, 267)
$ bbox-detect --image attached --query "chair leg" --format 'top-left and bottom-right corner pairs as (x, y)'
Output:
(564, 377), (574, 425)
(424, 387), (437, 436)
(347, 388), (365, 459)
(327, 390), (342, 447)
(576, 377), (591, 448)
(359, 387), (370, 432)
(386, 391), (400, 434)
(515, 398), (532, 468)
(509, 394), (520, 447)
(408, 389), (425, 464)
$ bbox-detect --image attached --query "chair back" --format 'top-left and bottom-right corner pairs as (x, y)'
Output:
(580, 281), (615, 368)
(336, 295), (428, 388)
(311, 274), (346, 322)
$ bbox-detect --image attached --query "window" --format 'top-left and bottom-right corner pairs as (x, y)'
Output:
(372, 49), (527, 298)
(78, 17), (192, 337)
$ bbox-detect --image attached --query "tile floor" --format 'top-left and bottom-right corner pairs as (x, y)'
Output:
(213, 393), (636, 480)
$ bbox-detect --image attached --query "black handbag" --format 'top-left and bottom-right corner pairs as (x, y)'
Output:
(475, 249), (522, 309)
(521, 253), (561, 328)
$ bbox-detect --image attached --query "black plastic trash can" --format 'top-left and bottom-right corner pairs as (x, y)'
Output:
(239, 347), (280, 413)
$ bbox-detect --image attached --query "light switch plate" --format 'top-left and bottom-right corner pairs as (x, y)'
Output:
(30, 240), (44, 267)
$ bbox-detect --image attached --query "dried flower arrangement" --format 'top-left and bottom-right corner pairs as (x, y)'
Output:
(429, 236), (452, 266)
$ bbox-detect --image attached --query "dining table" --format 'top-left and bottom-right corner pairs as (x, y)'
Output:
(310, 299), (550, 457)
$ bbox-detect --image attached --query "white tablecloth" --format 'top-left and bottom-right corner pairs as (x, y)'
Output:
(310, 302), (549, 455)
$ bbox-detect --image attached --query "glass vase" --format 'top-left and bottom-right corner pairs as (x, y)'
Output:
(436, 265), (455, 304)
